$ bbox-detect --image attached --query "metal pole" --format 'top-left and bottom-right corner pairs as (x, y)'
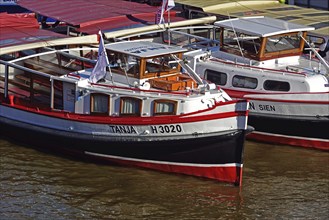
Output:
(50, 77), (54, 109)
(4, 64), (9, 99)
(299, 33), (329, 71)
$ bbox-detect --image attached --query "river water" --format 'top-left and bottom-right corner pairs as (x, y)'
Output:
(1, 138), (328, 219)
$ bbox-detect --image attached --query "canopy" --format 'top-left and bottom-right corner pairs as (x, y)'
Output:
(17, 0), (184, 35)
(0, 13), (64, 48)
(0, 13), (98, 55)
(106, 41), (187, 58)
(214, 16), (314, 37)
(17, 0), (160, 26)
(77, 11), (185, 35)
(0, 12), (38, 28)
(175, 0), (329, 36)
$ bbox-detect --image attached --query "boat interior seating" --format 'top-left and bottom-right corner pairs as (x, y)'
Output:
(149, 74), (196, 91)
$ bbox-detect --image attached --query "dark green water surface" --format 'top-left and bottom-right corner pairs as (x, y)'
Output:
(1, 139), (328, 219)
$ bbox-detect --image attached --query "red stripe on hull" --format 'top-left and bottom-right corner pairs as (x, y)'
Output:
(88, 154), (243, 186)
(225, 89), (329, 105)
(247, 132), (329, 151)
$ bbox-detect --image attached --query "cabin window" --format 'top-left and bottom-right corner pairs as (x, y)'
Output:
(306, 35), (326, 52)
(264, 80), (290, 91)
(265, 34), (300, 53)
(154, 100), (177, 115)
(91, 93), (110, 115)
(232, 75), (257, 89)
(108, 52), (140, 77)
(166, 29), (214, 48)
(223, 29), (239, 47)
(205, 69), (227, 85)
(222, 30), (260, 57)
(120, 97), (141, 116)
(145, 54), (178, 74)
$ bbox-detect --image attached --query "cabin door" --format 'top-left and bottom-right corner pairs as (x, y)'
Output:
(63, 82), (76, 112)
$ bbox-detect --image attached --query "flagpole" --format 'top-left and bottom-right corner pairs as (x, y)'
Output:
(168, 10), (171, 45)
(157, 0), (175, 42)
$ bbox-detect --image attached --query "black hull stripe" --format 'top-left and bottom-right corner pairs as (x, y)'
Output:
(85, 152), (243, 167)
(0, 117), (247, 165)
(248, 114), (329, 139)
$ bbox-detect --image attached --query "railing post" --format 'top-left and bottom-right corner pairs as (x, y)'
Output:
(50, 77), (54, 109)
(4, 64), (9, 99)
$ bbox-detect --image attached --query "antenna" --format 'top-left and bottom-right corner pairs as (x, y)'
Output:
(227, 13), (244, 59)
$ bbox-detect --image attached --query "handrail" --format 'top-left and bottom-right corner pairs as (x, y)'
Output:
(90, 82), (193, 97)
(209, 57), (307, 77)
(299, 33), (329, 72)
(8, 47), (98, 64)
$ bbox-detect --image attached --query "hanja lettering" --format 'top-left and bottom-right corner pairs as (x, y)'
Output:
(109, 125), (137, 134)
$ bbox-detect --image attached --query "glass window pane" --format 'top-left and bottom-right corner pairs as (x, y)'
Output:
(205, 69), (227, 85)
(232, 75), (258, 89)
(264, 80), (290, 91)
(92, 94), (109, 113)
(265, 34), (300, 53)
(121, 98), (141, 115)
(156, 102), (173, 113)
(154, 100), (176, 115)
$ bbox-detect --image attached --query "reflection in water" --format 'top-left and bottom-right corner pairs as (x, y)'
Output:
(0, 138), (328, 219)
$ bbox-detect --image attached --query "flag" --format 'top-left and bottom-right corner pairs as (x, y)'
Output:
(156, 0), (175, 24)
(89, 30), (109, 83)
(167, 0), (175, 11)
(155, 7), (162, 24)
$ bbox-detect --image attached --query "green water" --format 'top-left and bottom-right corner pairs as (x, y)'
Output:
(1, 139), (328, 219)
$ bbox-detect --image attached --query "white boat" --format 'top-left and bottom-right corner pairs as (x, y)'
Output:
(0, 26), (251, 185)
(177, 16), (329, 150)
(101, 15), (329, 150)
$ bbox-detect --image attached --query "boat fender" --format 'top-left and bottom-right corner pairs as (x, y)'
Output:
(206, 83), (216, 90)
(9, 95), (15, 105)
(139, 82), (151, 90)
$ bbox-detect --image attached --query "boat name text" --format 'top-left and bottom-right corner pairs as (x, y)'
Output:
(249, 102), (276, 112)
(109, 125), (137, 134)
(107, 125), (183, 134)
(150, 125), (182, 134)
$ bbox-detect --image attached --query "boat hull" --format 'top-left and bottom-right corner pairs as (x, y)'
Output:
(0, 105), (248, 186)
(216, 90), (329, 150)
(247, 113), (329, 151)
(244, 93), (329, 151)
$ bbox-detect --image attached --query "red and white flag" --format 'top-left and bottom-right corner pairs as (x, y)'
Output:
(156, 0), (175, 24)
(89, 30), (109, 83)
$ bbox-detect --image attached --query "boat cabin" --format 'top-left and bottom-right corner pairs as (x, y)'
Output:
(57, 41), (206, 116)
(214, 16), (314, 61)
(104, 41), (197, 91)
(180, 16), (329, 94)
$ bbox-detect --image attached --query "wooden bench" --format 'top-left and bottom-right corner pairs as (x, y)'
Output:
(149, 74), (196, 91)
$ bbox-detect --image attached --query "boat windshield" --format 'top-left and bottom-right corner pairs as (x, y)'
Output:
(222, 29), (302, 60)
(222, 29), (261, 59)
(145, 54), (179, 74)
(265, 33), (301, 53)
(108, 52), (141, 78)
